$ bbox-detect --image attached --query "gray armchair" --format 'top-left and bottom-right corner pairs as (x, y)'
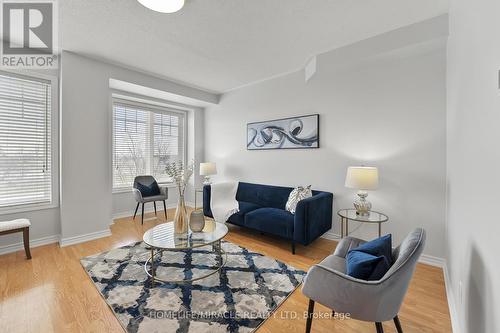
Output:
(133, 176), (169, 225)
(302, 228), (426, 333)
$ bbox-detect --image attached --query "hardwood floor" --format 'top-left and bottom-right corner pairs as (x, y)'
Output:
(0, 209), (452, 333)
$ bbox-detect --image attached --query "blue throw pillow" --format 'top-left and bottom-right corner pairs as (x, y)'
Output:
(346, 234), (393, 280)
(353, 234), (393, 264)
(136, 182), (161, 197)
(346, 250), (389, 280)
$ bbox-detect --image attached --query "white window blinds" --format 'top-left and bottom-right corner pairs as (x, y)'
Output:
(0, 72), (52, 209)
(112, 99), (185, 190)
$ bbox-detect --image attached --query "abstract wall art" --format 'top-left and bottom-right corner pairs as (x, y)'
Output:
(247, 114), (319, 150)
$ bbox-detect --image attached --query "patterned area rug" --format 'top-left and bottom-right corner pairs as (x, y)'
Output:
(80, 240), (305, 333)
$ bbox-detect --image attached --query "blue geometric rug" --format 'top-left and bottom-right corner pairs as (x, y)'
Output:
(80, 240), (305, 333)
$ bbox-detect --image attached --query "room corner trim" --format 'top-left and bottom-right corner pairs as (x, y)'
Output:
(443, 261), (462, 333)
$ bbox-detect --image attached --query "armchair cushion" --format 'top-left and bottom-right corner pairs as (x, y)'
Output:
(136, 181), (160, 197)
(346, 250), (390, 280)
(353, 234), (393, 264)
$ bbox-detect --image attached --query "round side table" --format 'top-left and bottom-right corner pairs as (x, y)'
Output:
(337, 209), (388, 238)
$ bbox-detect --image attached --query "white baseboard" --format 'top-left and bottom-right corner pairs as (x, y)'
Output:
(112, 201), (196, 221)
(0, 234), (60, 256)
(419, 254), (446, 268)
(321, 231), (341, 241)
(443, 262), (461, 333)
(59, 229), (111, 247)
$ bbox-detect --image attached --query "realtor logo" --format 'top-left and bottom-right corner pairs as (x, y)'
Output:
(1, 0), (58, 68)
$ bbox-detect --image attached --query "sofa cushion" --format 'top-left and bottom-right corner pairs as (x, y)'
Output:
(244, 208), (294, 239)
(236, 182), (294, 209)
(227, 201), (262, 226)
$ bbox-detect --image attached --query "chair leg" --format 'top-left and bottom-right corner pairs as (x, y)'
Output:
(23, 227), (32, 260)
(291, 241), (296, 255)
(393, 316), (403, 333)
(305, 299), (315, 333)
(133, 203), (140, 219)
(163, 200), (168, 220)
(141, 203), (145, 225)
(154, 201), (157, 215)
(375, 322), (384, 333)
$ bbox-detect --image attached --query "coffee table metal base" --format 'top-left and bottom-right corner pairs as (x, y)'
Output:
(144, 240), (227, 286)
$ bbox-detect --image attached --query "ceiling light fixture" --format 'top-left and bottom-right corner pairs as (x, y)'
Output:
(137, 0), (185, 13)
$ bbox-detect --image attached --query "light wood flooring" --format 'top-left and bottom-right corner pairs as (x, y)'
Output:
(0, 208), (452, 332)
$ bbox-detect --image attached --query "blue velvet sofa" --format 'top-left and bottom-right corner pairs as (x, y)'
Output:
(203, 182), (333, 254)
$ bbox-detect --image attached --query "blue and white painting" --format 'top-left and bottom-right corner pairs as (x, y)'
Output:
(247, 114), (319, 150)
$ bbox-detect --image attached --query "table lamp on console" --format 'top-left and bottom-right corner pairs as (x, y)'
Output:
(345, 166), (379, 216)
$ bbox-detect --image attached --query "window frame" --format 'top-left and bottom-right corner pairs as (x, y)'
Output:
(0, 69), (59, 215)
(111, 95), (187, 193)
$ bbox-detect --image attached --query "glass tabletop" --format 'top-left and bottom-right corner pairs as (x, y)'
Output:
(337, 209), (388, 223)
(143, 220), (228, 250)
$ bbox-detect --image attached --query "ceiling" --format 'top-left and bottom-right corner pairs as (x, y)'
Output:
(60, 0), (448, 94)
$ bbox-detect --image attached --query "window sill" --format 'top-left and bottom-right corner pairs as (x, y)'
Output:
(0, 202), (59, 216)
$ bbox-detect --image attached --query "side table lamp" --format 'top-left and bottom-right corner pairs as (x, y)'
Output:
(200, 162), (217, 185)
(345, 166), (379, 216)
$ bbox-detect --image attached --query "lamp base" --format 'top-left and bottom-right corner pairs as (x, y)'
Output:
(353, 191), (372, 216)
(203, 176), (212, 185)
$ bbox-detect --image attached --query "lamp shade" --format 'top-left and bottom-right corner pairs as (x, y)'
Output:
(345, 166), (379, 190)
(200, 162), (217, 176)
(137, 0), (185, 13)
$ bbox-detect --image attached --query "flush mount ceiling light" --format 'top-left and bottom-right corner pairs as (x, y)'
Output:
(137, 0), (185, 13)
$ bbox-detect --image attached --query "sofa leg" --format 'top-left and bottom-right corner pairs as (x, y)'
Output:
(291, 241), (296, 255)
(393, 316), (403, 333)
(305, 299), (315, 333)
(133, 203), (140, 219)
(375, 322), (384, 333)
(141, 203), (145, 225)
(23, 227), (32, 260)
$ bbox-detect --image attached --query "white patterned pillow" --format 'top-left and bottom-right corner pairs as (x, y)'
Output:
(286, 185), (313, 214)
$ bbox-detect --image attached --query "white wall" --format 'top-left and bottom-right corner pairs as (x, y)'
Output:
(59, 51), (210, 243)
(446, 0), (500, 332)
(205, 42), (447, 258)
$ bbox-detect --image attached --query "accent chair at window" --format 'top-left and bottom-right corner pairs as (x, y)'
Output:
(132, 176), (169, 224)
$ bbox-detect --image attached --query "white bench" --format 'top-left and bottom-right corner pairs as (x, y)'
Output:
(0, 219), (32, 259)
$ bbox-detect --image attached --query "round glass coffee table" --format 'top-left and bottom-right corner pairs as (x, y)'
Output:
(337, 209), (389, 238)
(143, 220), (228, 285)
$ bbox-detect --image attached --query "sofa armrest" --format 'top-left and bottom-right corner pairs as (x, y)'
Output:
(203, 185), (213, 218)
(294, 192), (333, 245)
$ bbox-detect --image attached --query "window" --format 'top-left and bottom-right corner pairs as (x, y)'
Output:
(0, 72), (53, 209)
(112, 99), (186, 190)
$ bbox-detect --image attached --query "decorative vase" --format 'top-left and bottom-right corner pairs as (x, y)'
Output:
(189, 209), (205, 232)
(174, 195), (188, 234)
